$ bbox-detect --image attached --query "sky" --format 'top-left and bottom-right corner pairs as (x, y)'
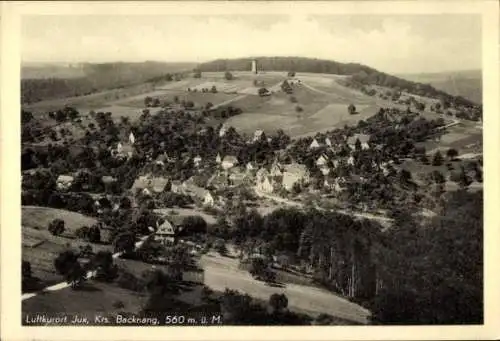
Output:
(21, 14), (482, 74)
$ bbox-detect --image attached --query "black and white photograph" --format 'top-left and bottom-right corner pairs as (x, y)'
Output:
(1, 0), (499, 340)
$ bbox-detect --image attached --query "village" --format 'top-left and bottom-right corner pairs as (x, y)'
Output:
(20, 57), (483, 326)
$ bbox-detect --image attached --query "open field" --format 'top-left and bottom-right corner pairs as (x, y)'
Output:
(22, 206), (113, 285)
(22, 206), (98, 233)
(200, 252), (370, 324)
(224, 82), (380, 138)
(119, 90), (240, 109)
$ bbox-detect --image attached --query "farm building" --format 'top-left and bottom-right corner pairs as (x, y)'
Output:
(347, 134), (371, 150)
(56, 175), (74, 191)
(222, 155), (239, 170)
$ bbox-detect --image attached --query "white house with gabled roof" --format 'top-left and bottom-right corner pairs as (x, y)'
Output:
(309, 138), (320, 149)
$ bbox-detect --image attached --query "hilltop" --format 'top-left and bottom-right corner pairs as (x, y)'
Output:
(197, 57), (478, 107)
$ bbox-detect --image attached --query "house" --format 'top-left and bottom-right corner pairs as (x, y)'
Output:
(101, 175), (117, 184)
(219, 125), (228, 137)
(253, 130), (265, 142)
(256, 167), (270, 182)
(229, 172), (250, 187)
(309, 138), (320, 149)
(154, 219), (178, 245)
(203, 191), (215, 206)
(193, 155), (202, 167)
(320, 167), (330, 176)
(325, 137), (332, 147)
(316, 155), (328, 167)
(256, 175), (275, 193)
(56, 175), (74, 191)
(270, 162), (283, 178)
(222, 155), (239, 170)
(246, 162), (257, 173)
(207, 172), (230, 189)
(129, 132), (136, 144)
(347, 155), (355, 166)
(114, 142), (135, 159)
(347, 134), (371, 150)
(131, 175), (169, 194)
(215, 153), (222, 164)
(332, 159), (340, 168)
(170, 180), (182, 193)
(282, 163), (310, 191)
(182, 183), (215, 207)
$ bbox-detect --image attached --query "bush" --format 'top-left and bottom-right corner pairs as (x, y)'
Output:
(48, 219), (65, 236)
(224, 71), (233, 80)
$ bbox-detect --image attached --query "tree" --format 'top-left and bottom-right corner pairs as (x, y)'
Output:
(289, 96), (298, 103)
(446, 148), (459, 160)
(348, 104), (357, 115)
(144, 96), (153, 107)
(248, 257), (267, 277)
(182, 215), (207, 235)
(193, 69), (202, 78)
(372, 191), (483, 324)
(269, 293), (288, 313)
(91, 251), (118, 282)
(152, 98), (161, 107)
(21, 110), (34, 124)
(258, 88), (270, 97)
(113, 232), (136, 255)
(54, 250), (79, 277)
(432, 151), (444, 166)
(211, 85), (218, 93)
(295, 105), (303, 113)
(224, 71), (234, 80)
(48, 219), (65, 236)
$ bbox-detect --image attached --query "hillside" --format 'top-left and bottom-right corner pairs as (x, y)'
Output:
(197, 57), (477, 107)
(21, 61), (196, 104)
(398, 70), (482, 104)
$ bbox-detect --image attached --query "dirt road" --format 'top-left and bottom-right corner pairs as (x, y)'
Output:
(199, 252), (370, 324)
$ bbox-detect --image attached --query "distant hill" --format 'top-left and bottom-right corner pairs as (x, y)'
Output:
(21, 61), (196, 104)
(198, 57), (478, 107)
(397, 70), (482, 104)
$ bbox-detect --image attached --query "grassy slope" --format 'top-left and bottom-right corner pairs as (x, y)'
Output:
(22, 206), (112, 285)
(398, 70), (482, 104)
